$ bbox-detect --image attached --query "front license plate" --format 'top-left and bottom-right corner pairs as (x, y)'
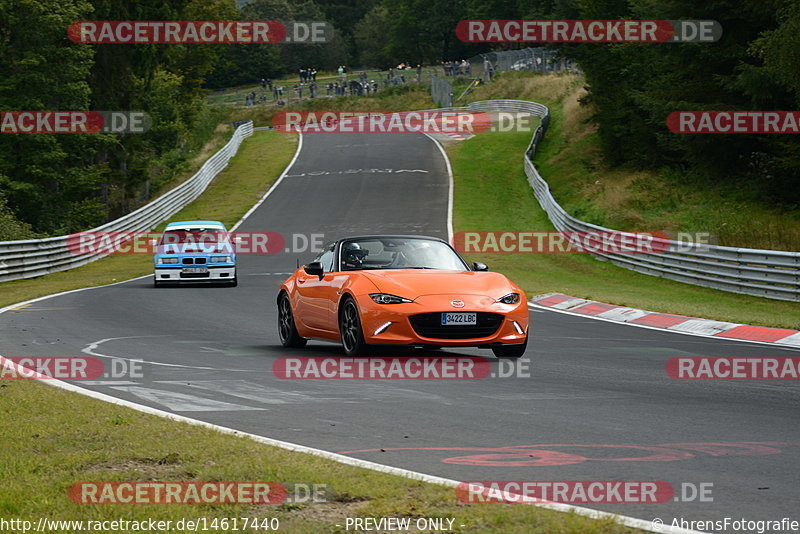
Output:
(182, 267), (208, 274)
(441, 312), (477, 325)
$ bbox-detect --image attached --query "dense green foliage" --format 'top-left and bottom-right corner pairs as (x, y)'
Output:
(558, 0), (800, 204)
(0, 0), (234, 237)
(1, 0), (799, 239)
(348, 0), (800, 202)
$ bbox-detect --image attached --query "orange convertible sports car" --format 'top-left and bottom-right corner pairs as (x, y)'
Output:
(277, 235), (529, 358)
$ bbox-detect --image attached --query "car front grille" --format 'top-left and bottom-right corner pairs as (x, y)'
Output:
(409, 312), (503, 339)
(180, 272), (210, 278)
(182, 257), (207, 265)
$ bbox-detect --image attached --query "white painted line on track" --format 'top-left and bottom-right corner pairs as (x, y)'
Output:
(109, 385), (265, 412)
(231, 129), (303, 232)
(422, 132), (454, 244)
(0, 355), (704, 534)
(0, 128), (709, 534)
(81, 337), (254, 372)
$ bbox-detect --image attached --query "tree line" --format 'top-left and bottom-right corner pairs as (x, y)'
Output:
(557, 0), (800, 205)
(1, 0), (798, 239)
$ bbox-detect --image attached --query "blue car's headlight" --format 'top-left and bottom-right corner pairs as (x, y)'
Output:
(159, 257), (179, 264)
(496, 293), (520, 304)
(210, 256), (232, 263)
(370, 293), (412, 304)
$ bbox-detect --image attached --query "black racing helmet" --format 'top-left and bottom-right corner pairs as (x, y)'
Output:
(342, 241), (367, 268)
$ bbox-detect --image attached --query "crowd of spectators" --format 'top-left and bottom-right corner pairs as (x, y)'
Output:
(243, 60), (477, 106)
(441, 60), (471, 76)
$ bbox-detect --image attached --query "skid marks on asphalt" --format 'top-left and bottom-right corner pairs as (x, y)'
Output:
(338, 442), (800, 467)
(83, 379), (445, 412)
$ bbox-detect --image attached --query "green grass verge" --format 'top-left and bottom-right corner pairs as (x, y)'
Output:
(0, 380), (640, 533)
(2, 71), (797, 534)
(0, 93), (645, 534)
(447, 129), (800, 330)
(467, 72), (800, 251)
(0, 130), (297, 310)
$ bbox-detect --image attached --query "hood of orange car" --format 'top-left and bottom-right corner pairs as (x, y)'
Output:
(360, 269), (517, 300)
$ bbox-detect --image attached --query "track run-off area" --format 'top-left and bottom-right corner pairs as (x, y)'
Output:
(1, 130), (799, 532)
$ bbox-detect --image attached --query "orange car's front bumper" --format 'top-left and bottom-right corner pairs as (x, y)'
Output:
(354, 293), (529, 347)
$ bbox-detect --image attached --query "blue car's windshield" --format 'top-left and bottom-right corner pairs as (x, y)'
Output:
(157, 228), (232, 254)
(159, 229), (228, 245)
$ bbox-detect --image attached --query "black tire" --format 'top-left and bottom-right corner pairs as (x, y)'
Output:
(339, 298), (367, 356)
(492, 335), (528, 359)
(278, 293), (307, 348)
(153, 278), (162, 288)
(229, 275), (238, 287)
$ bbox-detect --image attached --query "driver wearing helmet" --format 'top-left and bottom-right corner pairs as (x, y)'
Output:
(342, 242), (367, 270)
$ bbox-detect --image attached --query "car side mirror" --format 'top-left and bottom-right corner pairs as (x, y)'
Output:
(472, 261), (488, 271)
(304, 262), (324, 279)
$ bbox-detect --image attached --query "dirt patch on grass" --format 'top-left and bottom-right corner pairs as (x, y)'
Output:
(83, 454), (190, 478)
(270, 500), (368, 522)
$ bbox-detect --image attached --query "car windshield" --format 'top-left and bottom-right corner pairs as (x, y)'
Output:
(159, 229), (228, 245)
(340, 237), (467, 271)
(157, 228), (232, 254)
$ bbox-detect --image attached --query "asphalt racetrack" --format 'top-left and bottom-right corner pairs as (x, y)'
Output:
(2, 131), (799, 530)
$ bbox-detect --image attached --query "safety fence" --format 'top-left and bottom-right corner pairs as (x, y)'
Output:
(459, 99), (800, 302)
(468, 48), (576, 81)
(431, 75), (455, 108)
(4, 99), (799, 301)
(0, 122), (254, 283)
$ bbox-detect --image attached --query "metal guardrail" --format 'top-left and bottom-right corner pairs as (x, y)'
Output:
(0, 121), (254, 283)
(461, 99), (800, 302)
(4, 101), (799, 301)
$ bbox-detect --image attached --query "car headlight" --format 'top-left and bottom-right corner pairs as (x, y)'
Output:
(496, 292), (520, 304)
(159, 257), (179, 264)
(210, 256), (231, 263)
(370, 293), (412, 304)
